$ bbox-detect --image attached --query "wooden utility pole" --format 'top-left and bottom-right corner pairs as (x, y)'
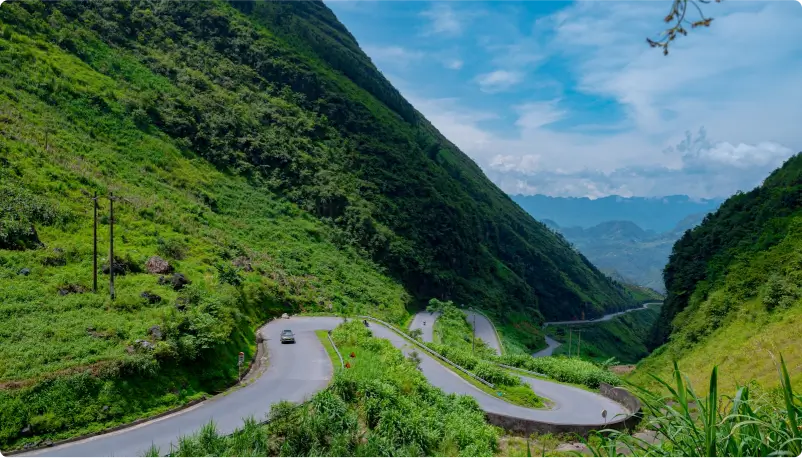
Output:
(568, 328), (572, 357)
(472, 312), (476, 355)
(93, 191), (98, 293)
(109, 191), (115, 300)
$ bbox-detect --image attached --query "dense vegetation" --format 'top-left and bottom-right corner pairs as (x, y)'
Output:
(636, 153), (802, 393)
(428, 299), (497, 358)
(0, 0), (637, 448)
(549, 305), (660, 364)
(145, 321), (500, 457)
(2, 0), (633, 323)
(589, 359), (801, 457)
(654, 153), (802, 347)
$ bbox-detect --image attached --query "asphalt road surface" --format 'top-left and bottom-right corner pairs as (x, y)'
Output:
(532, 335), (562, 358)
(543, 303), (661, 327)
(21, 316), (628, 457)
(408, 310), (440, 342)
(462, 310), (502, 354)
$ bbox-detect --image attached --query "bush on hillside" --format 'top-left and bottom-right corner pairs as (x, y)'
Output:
(495, 353), (620, 389)
(0, 181), (61, 250)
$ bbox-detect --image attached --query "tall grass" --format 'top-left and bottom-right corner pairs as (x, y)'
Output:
(583, 356), (802, 457)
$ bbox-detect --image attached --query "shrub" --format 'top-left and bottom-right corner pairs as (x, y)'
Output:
(495, 353), (621, 389)
(0, 181), (60, 250)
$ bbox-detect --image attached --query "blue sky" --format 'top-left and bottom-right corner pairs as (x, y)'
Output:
(325, 0), (802, 199)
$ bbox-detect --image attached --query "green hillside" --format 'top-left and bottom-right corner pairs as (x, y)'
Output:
(549, 304), (660, 364)
(0, 0), (635, 448)
(635, 153), (802, 393)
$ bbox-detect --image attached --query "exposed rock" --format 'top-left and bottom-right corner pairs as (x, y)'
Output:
(18, 268), (31, 276)
(58, 284), (88, 296)
(20, 425), (32, 437)
(148, 325), (162, 340)
(134, 339), (155, 351)
(555, 442), (588, 453)
(256, 332), (265, 344)
(170, 273), (191, 291)
(43, 440), (53, 447)
(102, 256), (131, 276)
(175, 296), (189, 312)
(42, 248), (67, 267)
(232, 256), (253, 272)
(281, 313), (289, 319)
(140, 291), (162, 304)
(102, 405), (109, 412)
(145, 256), (172, 274)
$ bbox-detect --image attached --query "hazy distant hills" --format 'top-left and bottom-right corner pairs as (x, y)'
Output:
(540, 212), (712, 293)
(511, 194), (724, 233)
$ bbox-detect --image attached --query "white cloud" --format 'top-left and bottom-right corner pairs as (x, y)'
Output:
(475, 70), (524, 93)
(444, 58), (463, 70)
(363, 45), (424, 67)
(514, 100), (565, 130)
(405, 1), (802, 199)
(420, 4), (462, 36)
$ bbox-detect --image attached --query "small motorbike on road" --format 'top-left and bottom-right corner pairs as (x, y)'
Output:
(363, 319), (369, 327)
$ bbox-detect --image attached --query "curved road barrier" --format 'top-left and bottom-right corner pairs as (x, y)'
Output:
(463, 308), (503, 355)
(16, 316), (636, 457)
(358, 315), (496, 389)
(327, 330), (344, 368)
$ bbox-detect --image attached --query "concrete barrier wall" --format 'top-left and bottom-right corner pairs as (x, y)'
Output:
(484, 384), (642, 438)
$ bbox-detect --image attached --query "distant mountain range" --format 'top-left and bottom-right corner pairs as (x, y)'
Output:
(511, 194), (724, 233)
(541, 214), (712, 293)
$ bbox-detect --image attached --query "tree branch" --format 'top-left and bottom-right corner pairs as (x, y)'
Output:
(647, 0), (720, 55)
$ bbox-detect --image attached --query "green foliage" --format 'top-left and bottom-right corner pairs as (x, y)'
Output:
(0, 0), (636, 448)
(585, 358), (802, 457)
(0, 177), (64, 250)
(428, 342), (520, 388)
(655, 153), (802, 347)
(495, 353), (621, 389)
(549, 305), (660, 364)
(0, 0), (635, 332)
(160, 321), (499, 456)
(760, 274), (798, 311)
(428, 299), (496, 358)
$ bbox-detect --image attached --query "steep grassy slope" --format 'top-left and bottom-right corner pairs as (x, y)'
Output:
(637, 153), (802, 393)
(0, 0), (633, 447)
(4, 0), (633, 324)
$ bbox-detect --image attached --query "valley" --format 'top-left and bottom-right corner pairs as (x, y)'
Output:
(0, 0), (800, 456)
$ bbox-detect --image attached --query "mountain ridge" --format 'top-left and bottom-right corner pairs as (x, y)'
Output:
(0, 0), (637, 446)
(513, 194), (724, 233)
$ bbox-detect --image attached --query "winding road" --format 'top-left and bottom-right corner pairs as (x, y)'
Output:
(463, 310), (502, 354)
(20, 316), (630, 457)
(408, 310), (440, 343)
(409, 309), (502, 355)
(543, 303), (660, 327)
(532, 336), (562, 357)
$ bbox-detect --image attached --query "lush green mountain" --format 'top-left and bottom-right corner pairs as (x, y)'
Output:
(0, 0), (635, 447)
(514, 194), (723, 233)
(543, 216), (709, 293)
(633, 153), (802, 393)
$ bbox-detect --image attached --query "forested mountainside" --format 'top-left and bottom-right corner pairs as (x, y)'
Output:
(634, 153), (802, 392)
(543, 216), (709, 293)
(0, 0), (632, 322)
(0, 0), (635, 447)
